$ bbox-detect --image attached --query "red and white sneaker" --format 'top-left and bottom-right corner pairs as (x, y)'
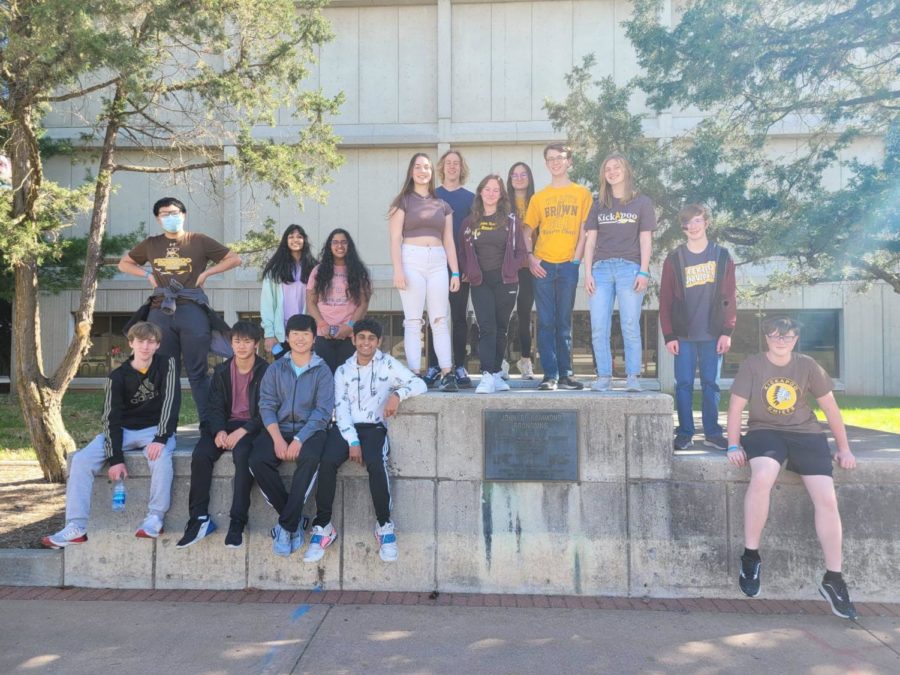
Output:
(303, 523), (338, 563)
(42, 523), (88, 549)
(135, 514), (164, 539)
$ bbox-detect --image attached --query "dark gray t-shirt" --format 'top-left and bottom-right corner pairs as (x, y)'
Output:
(682, 243), (717, 342)
(585, 194), (657, 264)
(471, 213), (507, 272)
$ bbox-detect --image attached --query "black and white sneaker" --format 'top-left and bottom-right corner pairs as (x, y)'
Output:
(558, 376), (584, 390)
(538, 377), (558, 391)
(455, 367), (473, 389)
(176, 516), (216, 549)
(703, 436), (729, 451)
(422, 366), (441, 389)
(739, 554), (761, 597)
(818, 576), (857, 620)
(674, 434), (693, 451)
(224, 521), (244, 549)
(438, 372), (459, 392)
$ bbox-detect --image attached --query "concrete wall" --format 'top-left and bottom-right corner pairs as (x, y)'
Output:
(62, 392), (900, 601)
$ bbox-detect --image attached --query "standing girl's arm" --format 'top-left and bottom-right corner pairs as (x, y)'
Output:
(389, 208), (407, 290)
(633, 230), (652, 292)
(443, 213), (461, 292)
(583, 230), (598, 295)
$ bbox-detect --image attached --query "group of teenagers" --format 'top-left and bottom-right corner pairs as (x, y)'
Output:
(40, 144), (860, 620)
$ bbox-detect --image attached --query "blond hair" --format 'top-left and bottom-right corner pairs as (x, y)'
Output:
(126, 321), (162, 343)
(437, 149), (470, 185)
(598, 152), (638, 207)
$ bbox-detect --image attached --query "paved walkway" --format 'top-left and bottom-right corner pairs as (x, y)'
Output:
(1, 587), (898, 673)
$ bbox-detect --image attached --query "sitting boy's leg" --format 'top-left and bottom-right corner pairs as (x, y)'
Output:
(140, 431), (176, 538)
(43, 434), (107, 547)
(188, 430), (226, 521)
(312, 426), (350, 529)
(228, 432), (258, 531)
(279, 430), (328, 533)
(802, 474), (843, 570)
(359, 424), (391, 526)
(249, 432), (289, 514)
(744, 456), (781, 548)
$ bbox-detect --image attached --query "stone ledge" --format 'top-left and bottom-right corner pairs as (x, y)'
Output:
(0, 549), (63, 587)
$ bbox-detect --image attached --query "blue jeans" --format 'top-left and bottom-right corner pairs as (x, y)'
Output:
(533, 261), (579, 380)
(674, 339), (723, 438)
(589, 259), (645, 377)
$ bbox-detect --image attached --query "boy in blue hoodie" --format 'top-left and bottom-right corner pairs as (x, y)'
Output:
(250, 314), (334, 556)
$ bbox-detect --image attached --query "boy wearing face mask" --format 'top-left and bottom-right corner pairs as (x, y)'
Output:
(119, 197), (241, 424)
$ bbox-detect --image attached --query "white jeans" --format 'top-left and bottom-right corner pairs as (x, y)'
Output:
(399, 244), (452, 371)
(65, 427), (176, 529)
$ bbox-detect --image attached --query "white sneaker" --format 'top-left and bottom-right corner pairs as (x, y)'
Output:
(375, 521), (398, 562)
(42, 522), (88, 549)
(625, 375), (642, 392)
(500, 359), (510, 380)
(135, 514), (164, 539)
(303, 523), (338, 563)
(591, 377), (611, 391)
(493, 372), (510, 392)
(475, 372), (495, 394)
(517, 357), (535, 379)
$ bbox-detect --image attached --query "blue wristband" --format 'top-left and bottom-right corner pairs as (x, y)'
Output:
(347, 320), (355, 327)
(451, 272), (460, 277)
(571, 259), (580, 265)
(727, 445), (740, 452)
(637, 271), (650, 279)
(350, 440), (360, 447)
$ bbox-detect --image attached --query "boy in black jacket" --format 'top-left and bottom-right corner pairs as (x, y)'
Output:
(42, 322), (179, 548)
(177, 322), (268, 549)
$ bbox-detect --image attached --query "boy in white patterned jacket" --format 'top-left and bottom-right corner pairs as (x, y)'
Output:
(304, 318), (427, 563)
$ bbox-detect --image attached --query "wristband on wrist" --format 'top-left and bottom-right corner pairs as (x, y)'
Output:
(350, 440), (360, 447)
(347, 320), (355, 327)
(144, 269), (152, 278)
(451, 272), (460, 278)
(637, 271), (650, 279)
(571, 259), (580, 265)
(727, 445), (740, 452)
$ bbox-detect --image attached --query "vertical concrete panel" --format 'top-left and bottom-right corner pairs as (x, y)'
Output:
(842, 285), (884, 395)
(612, 0), (641, 89)
(359, 7), (399, 124)
(387, 413), (437, 478)
(490, 3), (532, 122)
(341, 478), (436, 591)
(574, 0), (616, 77)
(319, 149), (359, 243)
(626, 411), (674, 480)
(321, 8), (360, 124)
(451, 4), (492, 123)
(398, 6), (438, 123)
(531, 2), (574, 120)
(109, 169), (154, 237)
(460, 145), (493, 184)
(356, 149), (401, 268)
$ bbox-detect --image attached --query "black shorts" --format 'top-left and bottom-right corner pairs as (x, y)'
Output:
(741, 430), (833, 477)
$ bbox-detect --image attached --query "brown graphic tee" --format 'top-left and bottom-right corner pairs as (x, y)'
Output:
(129, 233), (230, 303)
(731, 352), (833, 434)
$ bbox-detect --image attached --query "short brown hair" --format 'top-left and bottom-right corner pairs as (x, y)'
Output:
(679, 203), (709, 226)
(543, 143), (572, 160)
(437, 150), (470, 185)
(762, 316), (803, 336)
(126, 321), (162, 343)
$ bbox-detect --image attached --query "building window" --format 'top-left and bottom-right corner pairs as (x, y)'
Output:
(722, 310), (841, 378)
(76, 312), (227, 378)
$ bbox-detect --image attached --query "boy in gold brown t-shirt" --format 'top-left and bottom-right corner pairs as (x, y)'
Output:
(726, 316), (857, 619)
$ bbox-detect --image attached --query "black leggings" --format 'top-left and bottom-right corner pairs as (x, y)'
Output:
(470, 270), (518, 373)
(314, 336), (355, 374)
(515, 267), (534, 359)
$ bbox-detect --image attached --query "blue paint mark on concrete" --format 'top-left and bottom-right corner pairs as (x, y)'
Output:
(292, 604), (311, 620)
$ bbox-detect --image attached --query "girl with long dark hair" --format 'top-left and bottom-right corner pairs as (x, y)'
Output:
(388, 152), (461, 391)
(260, 224), (317, 354)
(506, 162), (537, 379)
(459, 175), (528, 393)
(307, 228), (372, 373)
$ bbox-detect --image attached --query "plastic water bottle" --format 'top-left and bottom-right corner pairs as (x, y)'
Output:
(112, 480), (126, 512)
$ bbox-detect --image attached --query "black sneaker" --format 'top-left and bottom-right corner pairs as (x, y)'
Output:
(558, 376), (584, 390)
(674, 434), (693, 450)
(819, 576), (857, 620)
(538, 377), (557, 391)
(224, 521), (244, 549)
(422, 366), (441, 388)
(703, 436), (729, 451)
(739, 554), (761, 597)
(175, 516), (216, 549)
(455, 367), (473, 388)
(438, 372), (459, 392)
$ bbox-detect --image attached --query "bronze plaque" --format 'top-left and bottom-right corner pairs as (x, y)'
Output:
(483, 410), (578, 481)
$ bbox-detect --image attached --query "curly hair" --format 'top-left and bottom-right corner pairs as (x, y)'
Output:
(313, 228), (372, 305)
(261, 224), (317, 285)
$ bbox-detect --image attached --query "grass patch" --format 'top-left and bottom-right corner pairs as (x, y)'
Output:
(0, 390), (198, 461)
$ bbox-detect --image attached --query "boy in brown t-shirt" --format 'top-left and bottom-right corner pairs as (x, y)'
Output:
(726, 316), (857, 619)
(118, 197), (241, 424)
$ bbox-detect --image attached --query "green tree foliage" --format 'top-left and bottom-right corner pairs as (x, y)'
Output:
(547, 0), (899, 293)
(0, 0), (344, 481)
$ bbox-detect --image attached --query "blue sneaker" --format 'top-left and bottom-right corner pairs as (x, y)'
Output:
(290, 528), (305, 554)
(271, 524), (293, 557)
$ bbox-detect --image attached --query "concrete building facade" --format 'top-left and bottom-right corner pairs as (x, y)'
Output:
(29, 0), (899, 395)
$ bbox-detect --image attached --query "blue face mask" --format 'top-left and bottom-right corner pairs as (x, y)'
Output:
(160, 214), (184, 232)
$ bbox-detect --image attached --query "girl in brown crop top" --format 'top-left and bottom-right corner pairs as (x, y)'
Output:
(387, 153), (461, 387)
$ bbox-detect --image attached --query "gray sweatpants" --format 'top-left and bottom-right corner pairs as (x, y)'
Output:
(65, 427), (176, 529)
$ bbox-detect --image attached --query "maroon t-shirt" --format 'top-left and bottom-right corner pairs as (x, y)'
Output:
(229, 360), (252, 423)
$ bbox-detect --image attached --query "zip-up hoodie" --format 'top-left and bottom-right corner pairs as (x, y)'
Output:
(659, 242), (737, 343)
(206, 354), (269, 437)
(458, 211), (529, 286)
(334, 350), (427, 445)
(103, 353), (179, 466)
(258, 352), (334, 443)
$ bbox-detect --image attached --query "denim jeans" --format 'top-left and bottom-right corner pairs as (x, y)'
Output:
(674, 339), (723, 438)
(589, 259), (645, 377)
(533, 261), (579, 380)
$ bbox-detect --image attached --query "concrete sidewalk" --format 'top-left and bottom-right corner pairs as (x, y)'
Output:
(1, 596), (898, 674)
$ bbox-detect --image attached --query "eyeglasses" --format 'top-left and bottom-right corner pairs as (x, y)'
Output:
(331, 240), (349, 247)
(765, 333), (798, 343)
(157, 210), (183, 217)
(546, 155), (569, 164)
(510, 172), (529, 179)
